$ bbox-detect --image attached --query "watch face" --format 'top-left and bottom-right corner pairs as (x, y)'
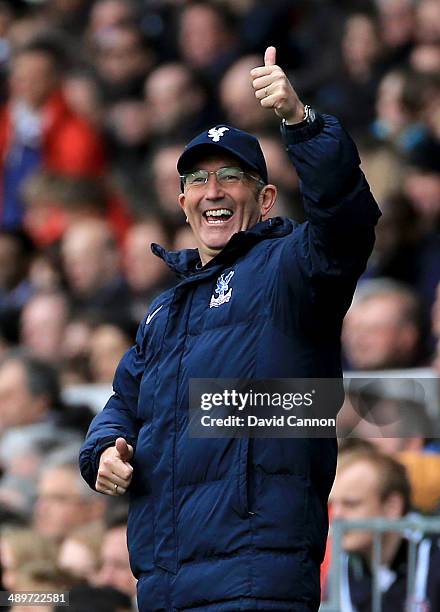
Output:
(305, 105), (316, 124)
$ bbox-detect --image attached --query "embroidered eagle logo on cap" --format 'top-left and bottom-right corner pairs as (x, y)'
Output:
(208, 127), (229, 142)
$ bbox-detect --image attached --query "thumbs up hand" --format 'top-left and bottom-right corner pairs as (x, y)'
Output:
(250, 46), (305, 124)
(95, 437), (134, 496)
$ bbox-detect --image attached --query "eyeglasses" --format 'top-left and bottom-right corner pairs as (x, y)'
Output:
(180, 166), (263, 188)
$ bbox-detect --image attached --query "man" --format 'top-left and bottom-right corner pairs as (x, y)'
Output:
(0, 352), (85, 516)
(144, 63), (214, 142)
(342, 278), (423, 370)
(34, 458), (106, 543)
(61, 219), (131, 320)
(0, 350), (62, 432)
(122, 218), (173, 322)
(330, 447), (440, 610)
(93, 508), (137, 600)
(80, 47), (381, 611)
(0, 38), (105, 229)
(20, 291), (69, 364)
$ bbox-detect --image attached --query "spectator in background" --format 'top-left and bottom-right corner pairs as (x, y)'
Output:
(63, 70), (104, 128)
(61, 312), (136, 386)
(149, 142), (186, 228)
(0, 527), (57, 593)
(404, 137), (440, 231)
(92, 24), (154, 101)
(22, 173), (106, 247)
(60, 313), (96, 384)
(123, 217), (173, 322)
(33, 457), (105, 543)
(371, 69), (429, 151)
(343, 279), (424, 370)
(330, 447), (440, 611)
(358, 141), (405, 203)
(19, 291), (69, 363)
(0, 350), (63, 432)
(376, 0), (416, 68)
(360, 189), (440, 315)
(94, 508), (137, 601)
(177, 1), (239, 84)
(220, 55), (276, 133)
(61, 219), (131, 320)
(5, 11), (49, 52)
(11, 560), (77, 612)
(338, 387), (429, 447)
(88, 322), (132, 384)
(0, 352), (89, 513)
(0, 37), (106, 229)
(316, 12), (384, 134)
(21, 171), (69, 248)
(105, 97), (150, 189)
(28, 249), (64, 295)
(416, 0), (440, 45)
(22, 171), (132, 247)
(37, 0), (90, 37)
(144, 63), (216, 142)
(87, 0), (137, 46)
(410, 42), (440, 75)
(57, 522), (104, 580)
(0, 350), (91, 444)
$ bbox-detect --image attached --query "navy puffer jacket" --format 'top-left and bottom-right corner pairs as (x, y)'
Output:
(80, 115), (381, 611)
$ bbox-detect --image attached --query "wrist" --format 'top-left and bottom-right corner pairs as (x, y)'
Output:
(282, 105), (316, 129)
(283, 102), (306, 125)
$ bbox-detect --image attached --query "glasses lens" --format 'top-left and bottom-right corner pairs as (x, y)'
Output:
(185, 170), (209, 185)
(217, 167), (243, 184)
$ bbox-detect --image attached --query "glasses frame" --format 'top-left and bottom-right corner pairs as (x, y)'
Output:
(180, 166), (265, 189)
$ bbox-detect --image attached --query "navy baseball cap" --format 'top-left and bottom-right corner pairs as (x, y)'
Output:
(177, 125), (268, 185)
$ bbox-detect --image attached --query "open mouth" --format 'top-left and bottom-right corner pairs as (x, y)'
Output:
(203, 208), (234, 224)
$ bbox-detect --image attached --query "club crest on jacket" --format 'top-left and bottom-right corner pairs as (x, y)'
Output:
(210, 270), (235, 308)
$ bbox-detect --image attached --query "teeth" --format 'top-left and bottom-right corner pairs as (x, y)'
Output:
(205, 209), (233, 217)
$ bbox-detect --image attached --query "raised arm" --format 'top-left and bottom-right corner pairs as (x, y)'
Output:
(251, 45), (380, 223)
(251, 47), (381, 318)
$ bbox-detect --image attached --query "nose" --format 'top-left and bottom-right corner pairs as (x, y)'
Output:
(204, 173), (225, 200)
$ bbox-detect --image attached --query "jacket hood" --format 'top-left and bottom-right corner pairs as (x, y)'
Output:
(151, 217), (295, 278)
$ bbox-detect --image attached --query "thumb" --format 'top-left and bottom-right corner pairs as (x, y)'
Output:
(115, 437), (133, 461)
(264, 46), (276, 66)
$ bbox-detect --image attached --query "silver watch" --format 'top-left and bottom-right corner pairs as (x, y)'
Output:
(282, 105), (316, 127)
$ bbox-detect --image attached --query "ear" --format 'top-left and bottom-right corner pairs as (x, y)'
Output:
(383, 492), (405, 519)
(259, 184), (277, 219)
(178, 192), (186, 212)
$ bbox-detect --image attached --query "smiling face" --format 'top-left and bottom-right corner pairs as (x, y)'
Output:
(178, 154), (276, 264)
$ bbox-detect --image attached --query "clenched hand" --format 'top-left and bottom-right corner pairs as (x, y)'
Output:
(96, 437), (134, 496)
(251, 46), (305, 124)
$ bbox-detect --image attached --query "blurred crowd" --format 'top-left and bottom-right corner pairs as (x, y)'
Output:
(0, 0), (439, 609)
